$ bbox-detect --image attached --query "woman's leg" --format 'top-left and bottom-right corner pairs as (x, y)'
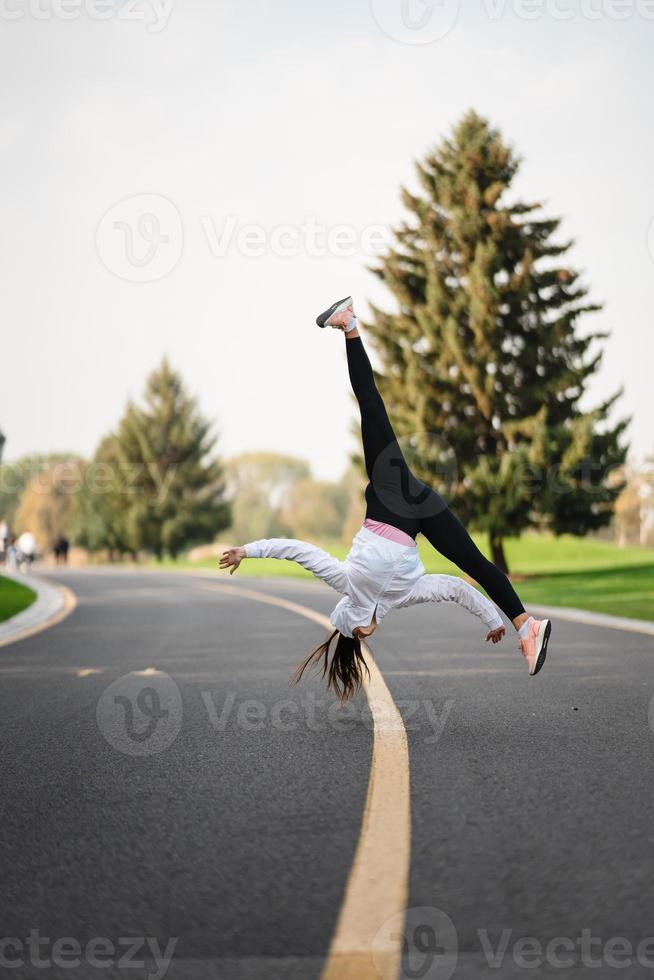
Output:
(420, 507), (526, 623)
(345, 333), (397, 478)
(337, 318), (540, 650)
(345, 331), (434, 537)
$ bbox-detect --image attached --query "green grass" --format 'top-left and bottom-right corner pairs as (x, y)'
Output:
(0, 575), (37, 623)
(161, 533), (654, 623)
(514, 564), (654, 622)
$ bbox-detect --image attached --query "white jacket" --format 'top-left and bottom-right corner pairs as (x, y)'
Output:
(244, 526), (503, 637)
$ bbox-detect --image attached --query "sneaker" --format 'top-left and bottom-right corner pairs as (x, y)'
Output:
(316, 295), (353, 329)
(519, 618), (551, 676)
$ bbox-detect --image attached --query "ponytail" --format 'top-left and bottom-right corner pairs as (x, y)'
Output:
(291, 629), (369, 701)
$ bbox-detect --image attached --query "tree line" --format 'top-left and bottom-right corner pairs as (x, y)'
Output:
(0, 111), (631, 572)
(0, 363), (365, 562)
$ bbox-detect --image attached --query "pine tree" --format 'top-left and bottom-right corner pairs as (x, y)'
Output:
(76, 360), (230, 559)
(72, 437), (140, 559)
(366, 111), (628, 572)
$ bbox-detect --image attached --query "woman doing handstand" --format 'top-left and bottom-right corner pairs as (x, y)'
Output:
(220, 297), (551, 699)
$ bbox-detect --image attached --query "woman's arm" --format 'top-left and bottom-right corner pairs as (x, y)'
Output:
(397, 574), (505, 639)
(220, 538), (348, 593)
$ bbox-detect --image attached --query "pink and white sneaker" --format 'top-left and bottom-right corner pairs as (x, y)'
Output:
(519, 617), (551, 676)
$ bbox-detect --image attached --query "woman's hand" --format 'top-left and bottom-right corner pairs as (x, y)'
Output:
(219, 546), (246, 575)
(485, 626), (506, 644)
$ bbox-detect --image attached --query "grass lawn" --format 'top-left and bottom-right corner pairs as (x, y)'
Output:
(0, 575), (37, 623)
(168, 533), (654, 623)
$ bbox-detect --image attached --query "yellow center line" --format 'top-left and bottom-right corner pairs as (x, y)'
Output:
(203, 581), (410, 980)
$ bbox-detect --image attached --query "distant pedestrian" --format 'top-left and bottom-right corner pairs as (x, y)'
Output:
(0, 520), (9, 565)
(16, 531), (37, 572)
(5, 536), (18, 571)
(54, 535), (70, 566)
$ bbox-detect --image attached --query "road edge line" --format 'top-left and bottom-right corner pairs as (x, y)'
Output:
(526, 603), (654, 637)
(0, 574), (77, 649)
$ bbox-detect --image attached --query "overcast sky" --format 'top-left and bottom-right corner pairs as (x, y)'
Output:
(2, 0), (653, 478)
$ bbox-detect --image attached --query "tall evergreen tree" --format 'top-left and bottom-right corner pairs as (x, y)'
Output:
(367, 111), (628, 571)
(72, 438), (140, 559)
(76, 360), (230, 559)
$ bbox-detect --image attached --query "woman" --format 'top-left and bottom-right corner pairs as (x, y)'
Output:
(220, 297), (551, 699)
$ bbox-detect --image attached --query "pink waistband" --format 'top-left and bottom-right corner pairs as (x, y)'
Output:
(362, 519), (416, 548)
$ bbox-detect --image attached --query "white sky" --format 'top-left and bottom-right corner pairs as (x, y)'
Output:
(1, 0), (653, 478)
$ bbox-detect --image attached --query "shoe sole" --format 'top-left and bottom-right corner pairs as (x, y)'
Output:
(316, 295), (353, 328)
(531, 620), (551, 676)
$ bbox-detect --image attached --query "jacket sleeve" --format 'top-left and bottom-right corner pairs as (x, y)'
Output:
(243, 538), (347, 594)
(397, 574), (504, 631)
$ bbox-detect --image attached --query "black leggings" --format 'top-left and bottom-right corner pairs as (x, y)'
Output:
(346, 335), (525, 622)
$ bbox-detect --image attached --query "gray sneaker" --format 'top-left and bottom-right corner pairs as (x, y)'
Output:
(316, 295), (353, 329)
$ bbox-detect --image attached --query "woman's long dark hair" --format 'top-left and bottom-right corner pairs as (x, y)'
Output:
(291, 629), (370, 701)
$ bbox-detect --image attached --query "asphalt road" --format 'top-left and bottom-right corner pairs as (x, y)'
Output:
(1, 567), (653, 980)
